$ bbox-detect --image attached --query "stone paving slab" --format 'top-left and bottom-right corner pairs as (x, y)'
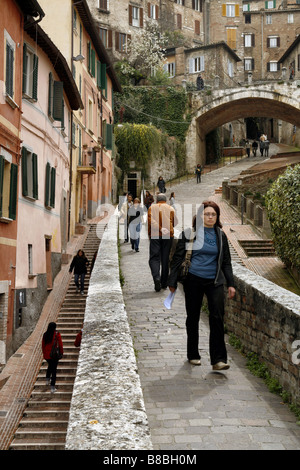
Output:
(121, 156), (300, 450)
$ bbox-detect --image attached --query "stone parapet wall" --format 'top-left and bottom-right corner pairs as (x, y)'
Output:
(225, 263), (300, 405)
(65, 212), (152, 450)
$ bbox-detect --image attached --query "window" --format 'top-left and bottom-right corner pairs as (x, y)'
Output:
(129, 5), (143, 28)
(267, 36), (280, 48)
(48, 72), (64, 124)
(176, 0), (184, 4)
(22, 44), (38, 100)
(265, 0), (275, 8)
(228, 59), (234, 77)
(115, 32), (128, 52)
(244, 33), (255, 47)
(105, 123), (113, 150)
(243, 4), (250, 11)
(98, 0), (109, 10)
(163, 62), (176, 77)
(4, 31), (15, 102)
(0, 153), (18, 221)
(193, 0), (202, 12)
(189, 56), (205, 73)
(87, 42), (96, 77)
(195, 20), (200, 35)
(244, 58), (254, 71)
(288, 14), (294, 23)
(45, 162), (56, 209)
(267, 61), (280, 72)
(222, 4), (239, 17)
(245, 14), (251, 23)
(97, 60), (107, 96)
(88, 98), (93, 132)
(266, 14), (272, 24)
(227, 28), (237, 50)
(148, 3), (159, 19)
(21, 147), (38, 200)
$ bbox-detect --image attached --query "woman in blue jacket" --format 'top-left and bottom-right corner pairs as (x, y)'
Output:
(168, 201), (235, 370)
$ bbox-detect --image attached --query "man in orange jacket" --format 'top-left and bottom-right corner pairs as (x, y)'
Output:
(147, 193), (178, 292)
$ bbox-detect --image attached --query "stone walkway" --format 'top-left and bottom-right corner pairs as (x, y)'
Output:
(120, 155), (300, 450)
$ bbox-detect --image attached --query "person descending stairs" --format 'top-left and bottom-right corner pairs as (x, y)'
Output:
(9, 222), (106, 450)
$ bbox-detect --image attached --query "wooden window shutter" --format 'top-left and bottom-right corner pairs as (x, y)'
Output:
(298, 54), (300, 71)
(0, 156), (4, 217)
(52, 81), (63, 121)
(101, 63), (107, 95)
(21, 147), (28, 197)
(200, 0), (203, 12)
(91, 49), (96, 77)
(222, 4), (226, 16)
(252, 34), (255, 47)
(108, 30), (112, 48)
(267, 62), (270, 71)
(177, 14), (182, 29)
(195, 20), (200, 35)
(129, 5), (133, 25)
(192, 0), (195, 8)
(87, 41), (91, 72)
(9, 163), (18, 220)
(235, 4), (239, 16)
(140, 8), (144, 27)
(156, 5), (159, 18)
(252, 58), (255, 70)
(50, 167), (56, 208)
(48, 72), (53, 117)
(115, 32), (119, 51)
(277, 37), (280, 47)
(148, 2), (151, 17)
(97, 60), (101, 88)
(45, 162), (50, 207)
(6, 43), (14, 97)
(267, 37), (270, 48)
(23, 43), (27, 93)
(32, 54), (38, 100)
(32, 153), (38, 200)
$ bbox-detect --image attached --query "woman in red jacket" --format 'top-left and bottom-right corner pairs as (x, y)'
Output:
(42, 322), (63, 393)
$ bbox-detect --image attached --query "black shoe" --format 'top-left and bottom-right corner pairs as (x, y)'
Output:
(154, 279), (161, 292)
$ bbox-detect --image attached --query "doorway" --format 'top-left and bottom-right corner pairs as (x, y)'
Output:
(45, 237), (52, 290)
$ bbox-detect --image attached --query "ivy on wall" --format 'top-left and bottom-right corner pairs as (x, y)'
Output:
(115, 123), (186, 180)
(114, 86), (191, 143)
(265, 164), (300, 271)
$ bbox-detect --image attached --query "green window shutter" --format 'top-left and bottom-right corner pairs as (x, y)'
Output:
(32, 153), (38, 199)
(106, 123), (113, 150)
(78, 128), (82, 165)
(48, 72), (53, 116)
(97, 60), (101, 88)
(50, 167), (56, 208)
(9, 163), (18, 220)
(0, 156), (4, 217)
(21, 147), (28, 197)
(87, 41), (91, 73)
(22, 43), (27, 93)
(6, 43), (14, 98)
(91, 49), (96, 77)
(52, 81), (63, 121)
(45, 162), (50, 207)
(32, 54), (38, 100)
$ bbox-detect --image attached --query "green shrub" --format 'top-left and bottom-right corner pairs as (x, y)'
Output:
(265, 164), (300, 270)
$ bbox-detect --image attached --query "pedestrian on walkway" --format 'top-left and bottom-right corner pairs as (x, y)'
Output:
(128, 197), (143, 252)
(264, 140), (270, 157)
(169, 192), (176, 210)
(259, 140), (265, 157)
(69, 249), (89, 295)
(245, 140), (251, 158)
(157, 176), (166, 194)
(195, 164), (202, 183)
(148, 193), (177, 292)
(74, 329), (82, 347)
(42, 322), (63, 393)
(119, 193), (133, 242)
(252, 140), (258, 156)
(144, 190), (154, 210)
(168, 201), (235, 370)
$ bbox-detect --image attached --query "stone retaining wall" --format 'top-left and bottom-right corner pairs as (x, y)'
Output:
(225, 262), (300, 405)
(65, 212), (153, 450)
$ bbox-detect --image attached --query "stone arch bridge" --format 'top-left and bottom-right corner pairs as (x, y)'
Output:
(185, 81), (300, 170)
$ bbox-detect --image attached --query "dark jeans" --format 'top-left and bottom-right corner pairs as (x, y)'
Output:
(46, 359), (59, 386)
(196, 174), (201, 183)
(74, 273), (85, 291)
(149, 237), (173, 287)
(184, 273), (227, 365)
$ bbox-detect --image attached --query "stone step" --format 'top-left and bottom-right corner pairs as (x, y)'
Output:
(9, 441), (66, 450)
(13, 428), (67, 440)
(18, 418), (69, 429)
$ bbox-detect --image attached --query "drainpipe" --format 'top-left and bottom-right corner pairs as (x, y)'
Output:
(261, 12), (264, 79)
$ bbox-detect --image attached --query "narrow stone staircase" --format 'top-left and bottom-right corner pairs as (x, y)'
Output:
(238, 239), (276, 257)
(9, 222), (106, 450)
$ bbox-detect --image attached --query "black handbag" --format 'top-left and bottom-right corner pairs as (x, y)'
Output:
(177, 231), (195, 283)
(50, 332), (63, 360)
